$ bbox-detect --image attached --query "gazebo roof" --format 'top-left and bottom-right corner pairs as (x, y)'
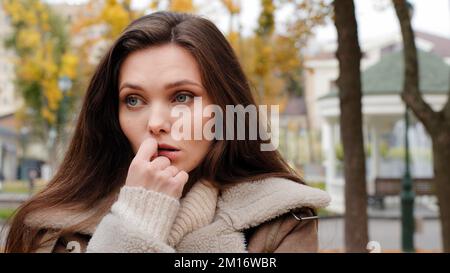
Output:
(363, 49), (449, 94)
(320, 49), (450, 99)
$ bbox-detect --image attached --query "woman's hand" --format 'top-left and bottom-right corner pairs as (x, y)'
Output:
(125, 138), (189, 199)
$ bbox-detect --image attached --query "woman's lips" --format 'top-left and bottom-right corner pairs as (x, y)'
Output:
(156, 148), (180, 161)
(149, 143), (181, 162)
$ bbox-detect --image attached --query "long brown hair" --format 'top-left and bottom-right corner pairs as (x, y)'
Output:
(4, 11), (304, 252)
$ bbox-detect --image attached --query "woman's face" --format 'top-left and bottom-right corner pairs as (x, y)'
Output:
(118, 43), (214, 173)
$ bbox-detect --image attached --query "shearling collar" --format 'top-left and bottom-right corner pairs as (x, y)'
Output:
(24, 177), (331, 236)
(216, 177), (331, 231)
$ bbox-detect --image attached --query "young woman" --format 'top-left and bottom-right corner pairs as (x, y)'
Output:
(4, 11), (330, 253)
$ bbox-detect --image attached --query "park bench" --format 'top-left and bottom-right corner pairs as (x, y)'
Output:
(369, 177), (435, 210)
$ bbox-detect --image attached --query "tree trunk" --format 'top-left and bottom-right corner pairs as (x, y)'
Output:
(432, 134), (450, 252)
(333, 0), (369, 252)
(393, 0), (450, 252)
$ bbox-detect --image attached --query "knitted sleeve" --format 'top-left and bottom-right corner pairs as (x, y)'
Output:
(86, 186), (180, 252)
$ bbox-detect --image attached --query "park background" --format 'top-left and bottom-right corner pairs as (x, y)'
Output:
(0, 0), (449, 252)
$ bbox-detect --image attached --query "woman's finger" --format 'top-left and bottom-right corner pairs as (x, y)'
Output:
(164, 166), (179, 177)
(134, 138), (158, 162)
(150, 156), (171, 170)
(172, 170), (189, 185)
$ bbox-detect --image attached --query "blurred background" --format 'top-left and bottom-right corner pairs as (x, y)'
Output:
(0, 0), (449, 252)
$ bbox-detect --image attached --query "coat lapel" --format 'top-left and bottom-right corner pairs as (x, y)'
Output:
(174, 177), (331, 252)
(216, 177), (331, 230)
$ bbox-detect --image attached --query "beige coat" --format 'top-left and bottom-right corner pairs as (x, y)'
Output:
(25, 177), (331, 253)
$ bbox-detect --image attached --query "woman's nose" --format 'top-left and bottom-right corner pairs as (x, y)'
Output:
(147, 102), (171, 136)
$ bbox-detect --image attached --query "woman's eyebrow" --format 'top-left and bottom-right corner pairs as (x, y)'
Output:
(119, 79), (203, 93)
(119, 83), (144, 93)
(164, 79), (203, 89)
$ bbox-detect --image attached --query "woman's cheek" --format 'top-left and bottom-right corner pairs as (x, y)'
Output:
(119, 112), (141, 154)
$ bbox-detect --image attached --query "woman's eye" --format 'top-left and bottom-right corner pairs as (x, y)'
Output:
(174, 93), (193, 103)
(125, 96), (142, 107)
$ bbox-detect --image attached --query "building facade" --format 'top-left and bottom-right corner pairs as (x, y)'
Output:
(304, 32), (450, 212)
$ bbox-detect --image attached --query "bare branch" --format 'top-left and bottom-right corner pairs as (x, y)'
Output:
(443, 89), (450, 122)
(392, 0), (439, 134)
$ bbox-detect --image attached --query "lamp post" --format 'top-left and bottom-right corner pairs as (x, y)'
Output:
(401, 0), (416, 253)
(401, 105), (415, 252)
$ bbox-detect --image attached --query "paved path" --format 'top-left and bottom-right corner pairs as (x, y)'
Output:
(0, 193), (30, 209)
(318, 217), (442, 252)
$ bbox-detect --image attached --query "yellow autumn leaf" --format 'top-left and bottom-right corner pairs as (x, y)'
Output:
(60, 53), (78, 79)
(43, 79), (63, 111)
(100, 0), (131, 38)
(149, 0), (160, 9)
(41, 107), (56, 124)
(170, 0), (195, 12)
(221, 0), (241, 14)
(18, 61), (41, 81)
(17, 28), (41, 49)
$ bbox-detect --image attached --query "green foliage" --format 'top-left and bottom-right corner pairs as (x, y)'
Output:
(0, 208), (17, 220)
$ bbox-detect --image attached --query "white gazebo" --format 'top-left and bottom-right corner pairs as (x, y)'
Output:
(318, 49), (449, 213)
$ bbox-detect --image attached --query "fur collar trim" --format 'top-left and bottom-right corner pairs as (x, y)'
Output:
(216, 177), (331, 230)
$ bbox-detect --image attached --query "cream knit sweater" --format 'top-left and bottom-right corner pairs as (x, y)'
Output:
(86, 180), (219, 252)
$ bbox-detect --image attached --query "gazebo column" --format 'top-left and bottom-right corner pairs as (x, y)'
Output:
(323, 119), (337, 199)
(324, 123), (334, 180)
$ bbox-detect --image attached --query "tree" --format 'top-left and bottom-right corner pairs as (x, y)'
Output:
(250, 0), (330, 104)
(219, 0), (242, 53)
(72, 0), (195, 68)
(393, 0), (450, 252)
(277, 0), (331, 97)
(333, 0), (369, 252)
(220, 0), (241, 32)
(253, 0), (276, 104)
(149, 0), (196, 12)
(71, 0), (139, 49)
(70, 0), (141, 76)
(2, 0), (78, 173)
